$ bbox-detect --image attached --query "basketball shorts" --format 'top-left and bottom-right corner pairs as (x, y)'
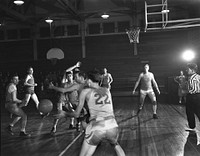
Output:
(85, 117), (118, 146)
(5, 102), (21, 115)
(25, 88), (35, 95)
(140, 89), (156, 102)
(178, 88), (187, 96)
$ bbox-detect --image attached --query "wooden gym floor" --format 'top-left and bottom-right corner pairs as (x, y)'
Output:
(1, 96), (200, 156)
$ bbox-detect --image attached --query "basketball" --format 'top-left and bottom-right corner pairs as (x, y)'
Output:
(38, 99), (53, 115)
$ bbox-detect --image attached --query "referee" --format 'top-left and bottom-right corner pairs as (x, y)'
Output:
(185, 63), (200, 131)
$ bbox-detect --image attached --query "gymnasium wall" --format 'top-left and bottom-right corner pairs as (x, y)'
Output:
(0, 27), (199, 103)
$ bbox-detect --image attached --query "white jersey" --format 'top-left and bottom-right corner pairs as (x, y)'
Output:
(86, 88), (118, 131)
(87, 88), (115, 119)
(6, 83), (17, 104)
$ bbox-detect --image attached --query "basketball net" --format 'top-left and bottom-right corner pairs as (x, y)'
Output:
(126, 27), (140, 43)
(50, 58), (58, 66)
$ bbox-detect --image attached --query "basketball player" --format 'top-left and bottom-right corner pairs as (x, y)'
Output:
(49, 70), (88, 133)
(174, 70), (187, 104)
(65, 71), (79, 129)
(132, 64), (160, 119)
(50, 71), (79, 135)
(54, 69), (125, 156)
(23, 67), (39, 109)
(100, 68), (113, 90)
(5, 74), (30, 137)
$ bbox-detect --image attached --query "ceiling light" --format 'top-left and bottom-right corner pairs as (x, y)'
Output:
(161, 9), (170, 13)
(182, 50), (195, 62)
(14, 0), (24, 5)
(45, 17), (53, 24)
(101, 13), (109, 19)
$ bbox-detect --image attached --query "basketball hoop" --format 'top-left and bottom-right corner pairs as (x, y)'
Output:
(46, 48), (64, 66)
(126, 27), (140, 43)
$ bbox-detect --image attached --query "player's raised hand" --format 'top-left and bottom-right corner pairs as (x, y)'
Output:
(76, 61), (81, 67)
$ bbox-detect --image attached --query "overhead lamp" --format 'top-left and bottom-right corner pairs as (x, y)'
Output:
(101, 13), (109, 19)
(161, 9), (170, 13)
(182, 49), (195, 62)
(45, 17), (53, 24)
(14, 0), (24, 5)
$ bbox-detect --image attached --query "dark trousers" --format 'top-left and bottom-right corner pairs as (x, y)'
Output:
(186, 93), (200, 129)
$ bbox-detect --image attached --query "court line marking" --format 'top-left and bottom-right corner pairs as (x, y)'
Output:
(58, 131), (84, 156)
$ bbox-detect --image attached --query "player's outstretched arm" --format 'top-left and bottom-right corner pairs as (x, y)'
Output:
(132, 74), (142, 94)
(66, 61), (81, 72)
(49, 82), (79, 93)
(152, 74), (160, 94)
(109, 73), (113, 84)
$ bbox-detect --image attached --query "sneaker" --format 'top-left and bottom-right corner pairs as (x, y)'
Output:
(153, 114), (158, 119)
(50, 127), (56, 136)
(19, 131), (31, 137)
(5, 125), (14, 135)
(69, 124), (76, 129)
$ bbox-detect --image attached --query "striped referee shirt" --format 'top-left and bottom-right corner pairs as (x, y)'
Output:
(188, 73), (200, 94)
